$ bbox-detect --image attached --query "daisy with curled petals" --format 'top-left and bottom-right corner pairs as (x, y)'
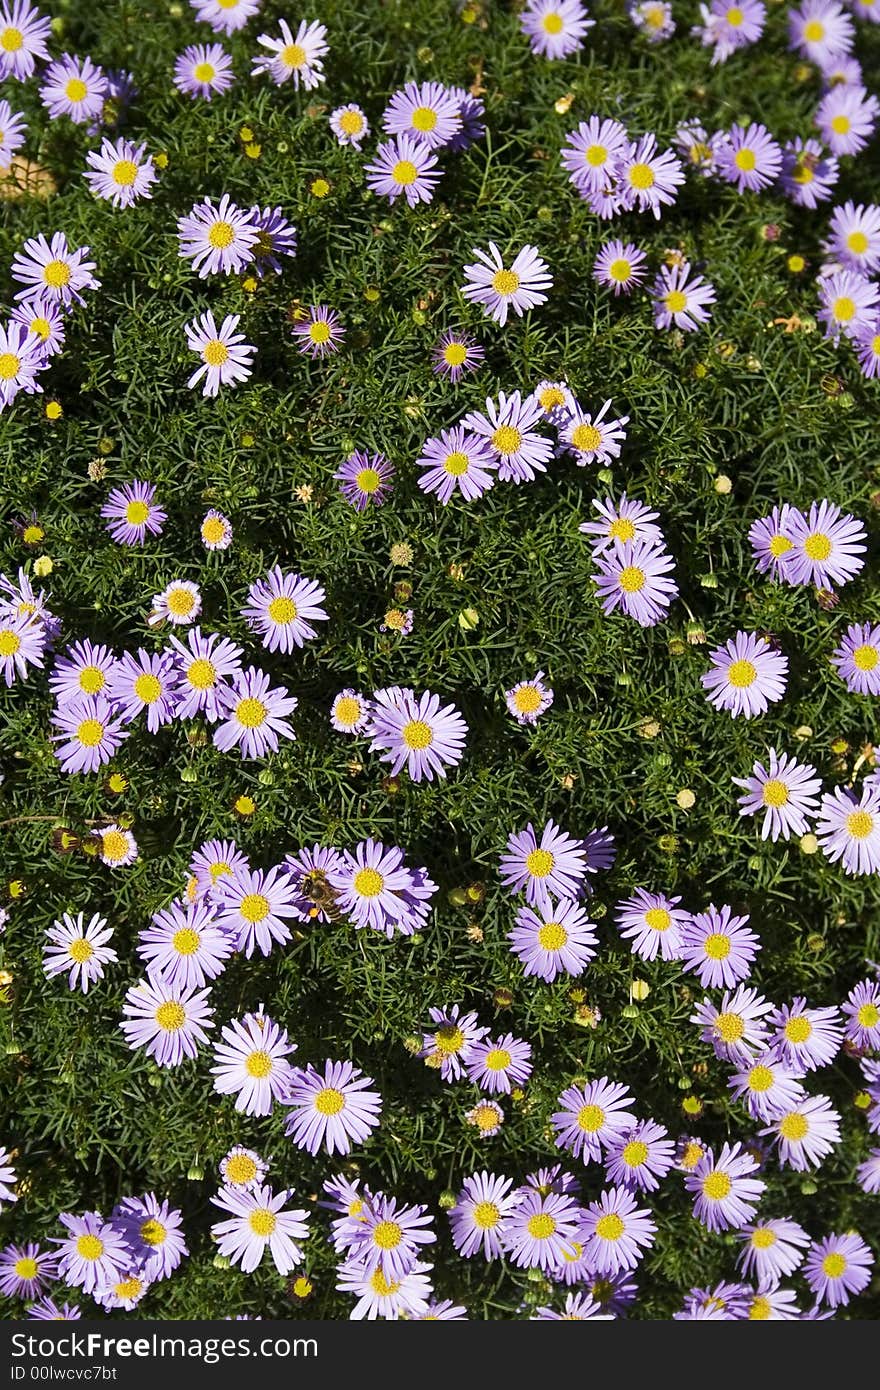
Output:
(466, 1034), (533, 1094)
(767, 998), (843, 1074)
(680, 904), (760, 989)
(53, 1213), (131, 1296)
(220, 1146), (266, 1192)
(382, 80), (462, 150)
(0, 2), (51, 81)
(416, 426), (497, 505)
(42, 912), (117, 993)
(519, 0), (595, 59)
(292, 304), (345, 357)
(330, 689), (370, 735)
(780, 499), (866, 587)
(137, 899), (233, 991)
(39, 54), (107, 124)
(735, 1217), (810, 1286)
(500, 819), (588, 907)
(366, 688), (467, 783)
(615, 889), (689, 962)
(211, 1185), (309, 1275)
(503, 1188), (582, 1271)
(841, 978), (880, 1049)
(461, 243), (552, 327)
(51, 696), (128, 775)
(84, 138), (156, 208)
(508, 897), (598, 980)
(174, 43), (234, 101)
(0, 1243), (58, 1300)
(560, 399), (629, 467)
(201, 509), (232, 550)
(701, 631), (788, 719)
(185, 311), (255, 397)
(101, 481), (166, 546)
(168, 626), (243, 722)
(733, 749), (822, 842)
(148, 579), (202, 629)
(604, 1120), (675, 1193)
(803, 1232), (873, 1309)
(630, 2), (675, 42)
(552, 1077), (637, 1164)
(213, 667), (297, 760)
(190, 0), (261, 34)
(120, 977), (214, 1067)
(11, 297), (65, 360)
(210, 1008), (296, 1116)
(817, 270), (879, 343)
(617, 134), (685, 218)
(213, 864), (299, 957)
(11, 232), (99, 307)
(107, 649), (176, 733)
(593, 239), (648, 295)
(177, 194), (259, 278)
(462, 390), (554, 483)
(560, 115), (629, 195)
(592, 540), (678, 627)
(345, 1195), (435, 1282)
(761, 1095), (841, 1171)
(748, 503), (799, 578)
(651, 261), (716, 331)
(98, 825), (138, 869)
(418, 1004), (488, 1080)
(691, 985), (774, 1063)
(693, 0), (766, 64)
(0, 322), (44, 408)
(252, 215), (298, 276)
(686, 1142), (765, 1232)
(94, 1274), (149, 1312)
(504, 671), (553, 725)
(449, 1172), (521, 1260)
(283, 1060), (382, 1156)
(530, 378), (574, 425)
(330, 103), (369, 148)
(728, 1049), (805, 1122)
(816, 785), (880, 876)
(336, 1260), (432, 1320)
(364, 135), (440, 208)
(581, 1187), (657, 1275)
(251, 18), (327, 89)
(832, 622), (880, 695)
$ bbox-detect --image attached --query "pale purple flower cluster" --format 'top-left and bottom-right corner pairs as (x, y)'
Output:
(364, 79), (485, 208)
(2, 231), (100, 411)
(561, 114), (685, 220)
(581, 492), (678, 627)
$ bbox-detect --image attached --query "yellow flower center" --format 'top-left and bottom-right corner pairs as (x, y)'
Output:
(207, 220), (235, 249)
(749, 1296), (772, 1319)
(65, 78), (88, 103)
(577, 1103), (605, 1133)
(115, 1277), (143, 1301)
(831, 114), (851, 135)
(75, 1235), (104, 1261)
(172, 928), (200, 956)
(411, 105), (438, 132)
(235, 697), (267, 729)
(803, 19), (825, 40)
(167, 588), (196, 617)
(23, 522), (45, 541)
(443, 342), (467, 367)
(852, 643), (878, 671)
(779, 1112), (808, 1141)
(354, 867), (384, 898)
(595, 1212), (625, 1241)
(792, 161), (814, 185)
(585, 143), (607, 166)
(245, 1049), (272, 1078)
(43, 259), (71, 288)
(526, 1213), (557, 1239)
(402, 719), (433, 750)
(68, 938), (94, 964)
(125, 500), (150, 526)
(619, 566), (645, 593)
(748, 1065), (774, 1093)
(628, 162), (655, 189)
(492, 268), (520, 296)
(281, 43), (307, 69)
(0, 352), (20, 379)
(472, 1200), (500, 1228)
(239, 893), (270, 923)
(369, 1270), (399, 1296)
(134, 673), (162, 704)
(525, 847), (554, 878)
(193, 62), (216, 83)
(314, 1086), (345, 1115)
(857, 1002), (880, 1028)
(822, 1252), (847, 1278)
(248, 1209), (276, 1237)
(513, 685), (542, 714)
(434, 1023), (465, 1054)
(751, 1227), (777, 1249)
(664, 290), (688, 314)
(186, 657), (216, 690)
(443, 450), (470, 476)
(392, 159), (418, 185)
(571, 423), (602, 453)
(202, 516), (227, 544)
(0, 26), (23, 50)
(704, 932), (732, 960)
(355, 467), (380, 493)
(155, 1001), (186, 1031)
(783, 1015), (812, 1044)
(734, 148), (757, 172)
(644, 907), (671, 932)
(492, 424), (522, 454)
(0, 629), (20, 656)
(539, 386), (566, 409)
(726, 5), (743, 23)
(762, 778), (789, 807)
(622, 1140), (649, 1168)
(308, 320), (332, 344)
(139, 1218), (166, 1247)
(847, 231), (869, 255)
(727, 659), (756, 688)
(203, 339), (228, 367)
(101, 830), (130, 862)
(373, 1220), (403, 1250)
(334, 696), (362, 726)
(339, 110), (364, 135)
(832, 297), (855, 323)
(76, 718), (105, 748)
(484, 1048), (512, 1071)
(112, 159), (138, 187)
(714, 1011), (744, 1042)
(14, 1256), (39, 1279)
(608, 257), (632, 282)
(537, 921), (567, 950)
(78, 665), (105, 694)
(225, 1154), (258, 1185)
(702, 1171), (732, 1200)
(847, 810), (874, 839)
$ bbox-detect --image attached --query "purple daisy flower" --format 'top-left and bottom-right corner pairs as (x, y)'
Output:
(0, 1147), (17, 1207)
(49, 638), (115, 705)
(674, 118), (727, 174)
(701, 631), (788, 718)
(366, 687), (467, 782)
(364, 135), (440, 208)
(534, 1292), (609, 1320)
(681, 904), (760, 988)
(560, 398), (629, 467)
(336, 1259), (432, 1320)
(53, 1213), (132, 1296)
(177, 194), (259, 278)
(42, 911), (117, 993)
(334, 450), (394, 510)
(691, 985), (774, 1062)
(789, 0), (854, 60)
(530, 378), (575, 425)
(250, 205), (296, 275)
(168, 626), (243, 722)
(330, 103), (369, 148)
(0, 608), (45, 686)
(767, 998), (843, 1074)
(728, 1049), (805, 1122)
(592, 539), (678, 627)
(500, 819), (588, 907)
(817, 270), (879, 343)
(251, 18), (327, 90)
(201, 509), (233, 550)
(693, 0), (766, 61)
(220, 1146), (266, 1191)
(382, 80), (462, 150)
(615, 889), (689, 962)
(603, 1120), (675, 1192)
(213, 666), (298, 760)
(686, 1142), (765, 1232)
(616, 134), (685, 218)
(0, 98), (26, 167)
(580, 1187), (657, 1275)
(149, 578), (201, 632)
(504, 670), (554, 724)
(815, 83), (879, 156)
(560, 115), (629, 196)
(803, 1232), (873, 1308)
(761, 1094), (841, 1170)
(112, 1194), (187, 1283)
(213, 864), (300, 957)
(94, 1273), (150, 1312)
(462, 390), (554, 484)
(190, 0), (261, 34)
(185, 311), (255, 396)
(292, 304), (345, 358)
(503, 1188), (582, 1271)
(630, 1), (676, 41)
(447, 85), (486, 152)
(416, 425), (497, 505)
(242, 566), (328, 653)
(11, 296), (66, 359)
(716, 122), (783, 193)
(552, 1077), (637, 1163)
(174, 43), (234, 101)
(0, 321), (45, 408)
(416, 1300), (467, 1320)
(281, 842), (345, 921)
(466, 1034), (533, 1094)
(0, 1243), (58, 1300)
(107, 649), (177, 733)
(508, 896), (598, 980)
(327, 839), (432, 937)
(328, 690), (370, 736)
(733, 749), (822, 841)
(854, 322), (880, 378)
(781, 499), (866, 587)
(748, 503), (800, 578)
(856, 1150), (880, 1195)
(137, 899), (233, 991)
(0, 2), (51, 81)
(519, 0), (595, 59)
(816, 785), (880, 875)
(825, 201), (880, 275)
(40, 54), (107, 124)
(676, 1281), (751, 1319)
(283, 1060), (382, 1156)
(210, 1185), (309, 1276)
(650, 261), (716, 331)
(418, 1004), (488, 1080)
(449, 1171), (520, 1260)
(593, 239), (648, 295)
(344, 1194), (435, 1282)
(51, 695), (128, 774)
(841, 978), (880, 1049)
(26, 1297), (81, 1320)
(10, 232), (99, 307)
(431, 329), (484, 382)
(735, 1218), (810, 1286)
(210, 1008), (297, 1116)
(779, 138), (838, 209)
(461, 242), (552, 326)
(84, 137), (156, 208)
(101, 480), (165, 545)
(120, 977), (214, 1067)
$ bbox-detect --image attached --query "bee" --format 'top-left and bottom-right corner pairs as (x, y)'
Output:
(298, 869), (345, 922)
